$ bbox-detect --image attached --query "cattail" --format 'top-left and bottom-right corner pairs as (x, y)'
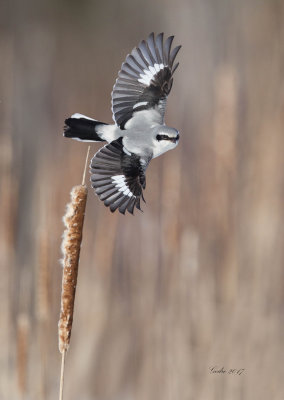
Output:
(58, 146), (90, 400)
(58, 184), (88, 353)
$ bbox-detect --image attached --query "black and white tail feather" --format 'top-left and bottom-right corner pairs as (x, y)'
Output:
(63, 33), (181, 215)
(64, 113), (107, 142)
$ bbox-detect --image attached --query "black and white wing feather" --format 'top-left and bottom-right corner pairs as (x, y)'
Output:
(90, 138), (149, 214)
(111, 32), (181, 129)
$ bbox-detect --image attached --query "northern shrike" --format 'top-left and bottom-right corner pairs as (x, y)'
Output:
(64, 33), (181, 214)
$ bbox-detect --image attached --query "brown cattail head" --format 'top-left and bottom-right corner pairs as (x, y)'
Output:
(58, 184), (88, 353)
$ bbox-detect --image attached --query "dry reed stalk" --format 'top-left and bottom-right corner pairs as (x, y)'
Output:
(16, 313), (29, 397)
(36, 197), (50, 400)
(213, 65), (238, 303)
(37, 222), (49, 322)
(0, 135), (16, 399)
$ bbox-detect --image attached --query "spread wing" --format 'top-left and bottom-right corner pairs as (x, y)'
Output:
(90, 138), (149, 214)
(111, 32), (181, 129)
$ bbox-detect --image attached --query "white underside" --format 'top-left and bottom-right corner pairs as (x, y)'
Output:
(151, 140), (178, 158)
(124, 109), (163, 130)
(100, 124), (121, 142)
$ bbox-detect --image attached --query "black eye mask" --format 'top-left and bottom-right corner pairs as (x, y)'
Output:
(156, 134), (179, 143)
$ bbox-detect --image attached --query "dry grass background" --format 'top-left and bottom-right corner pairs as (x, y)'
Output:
(1, 0), (284, 399)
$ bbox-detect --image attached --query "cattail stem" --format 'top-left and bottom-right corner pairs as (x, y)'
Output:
(82, 145), (91, 186)
(59, 350), (66, 400)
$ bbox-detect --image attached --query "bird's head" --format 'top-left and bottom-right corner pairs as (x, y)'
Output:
(152, 126), (180, 158)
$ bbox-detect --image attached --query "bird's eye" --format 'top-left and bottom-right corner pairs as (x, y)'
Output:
(156, 134), (169, 141)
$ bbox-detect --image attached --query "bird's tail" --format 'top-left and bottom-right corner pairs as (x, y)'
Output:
(63, 113), (108, 142)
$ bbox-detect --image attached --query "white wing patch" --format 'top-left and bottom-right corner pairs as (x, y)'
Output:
(71, 138), (96, 143)
(133, 101), (148, 109)
(123, 146), (132, 156)
(138, 63), (165, 86)
(111, 175), (133, 197)
(71, 113), (95, 121)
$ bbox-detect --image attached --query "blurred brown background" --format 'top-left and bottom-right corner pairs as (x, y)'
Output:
(1, 0), (284, 399)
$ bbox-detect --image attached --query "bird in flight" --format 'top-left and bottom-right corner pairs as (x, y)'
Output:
(64, 33), (181, 215)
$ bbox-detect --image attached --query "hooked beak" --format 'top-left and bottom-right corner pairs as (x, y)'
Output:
(171, 134), (179, 143)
